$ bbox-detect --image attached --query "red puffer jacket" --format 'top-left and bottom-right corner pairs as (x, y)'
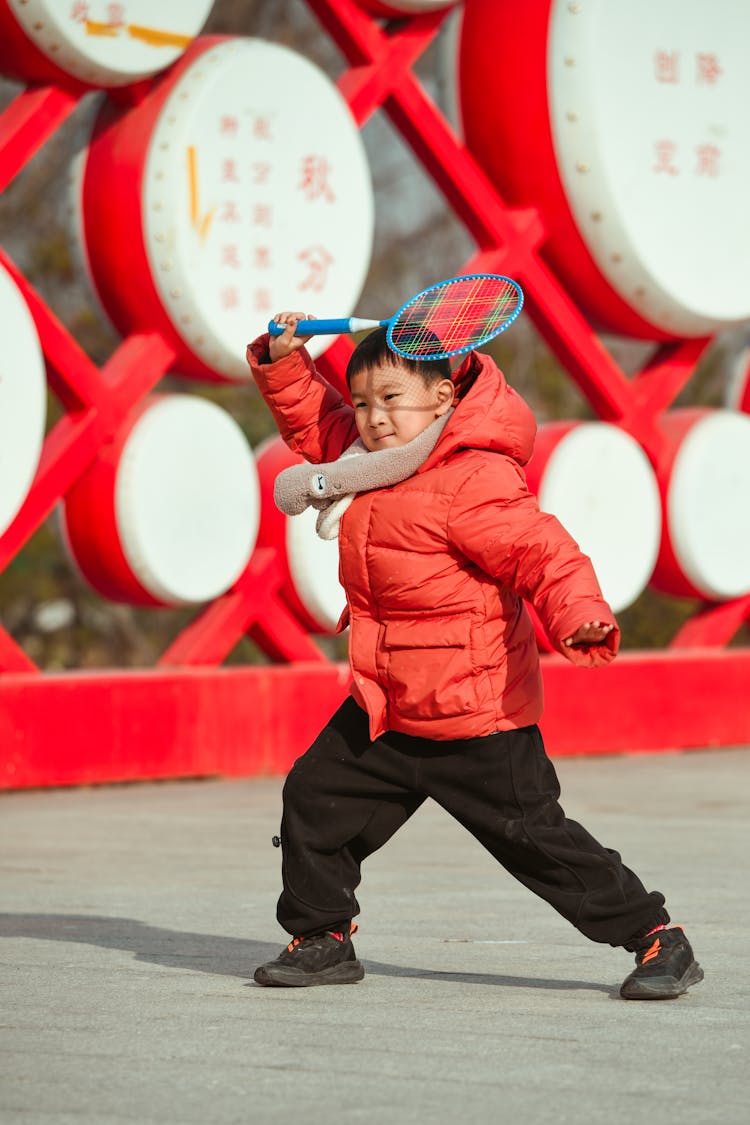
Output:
(247, 338), (619, 741)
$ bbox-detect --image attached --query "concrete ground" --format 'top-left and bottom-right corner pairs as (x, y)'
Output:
(0, 747), (748, 1125)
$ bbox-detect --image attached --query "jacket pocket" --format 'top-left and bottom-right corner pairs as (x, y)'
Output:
(382, 616), (477, 720)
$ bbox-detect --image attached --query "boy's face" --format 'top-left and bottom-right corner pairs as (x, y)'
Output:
(349, 363), (454, 452)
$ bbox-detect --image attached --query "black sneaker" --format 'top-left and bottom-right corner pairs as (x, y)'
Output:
(254, 924), (364, 987)
(620, 926), (704, 1000)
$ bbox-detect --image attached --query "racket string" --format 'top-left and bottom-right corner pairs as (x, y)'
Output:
(390, 276), (522, 358)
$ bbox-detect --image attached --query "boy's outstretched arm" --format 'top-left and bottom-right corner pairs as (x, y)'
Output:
(447, 458), (619, 667)
(246, 311), (358, 464)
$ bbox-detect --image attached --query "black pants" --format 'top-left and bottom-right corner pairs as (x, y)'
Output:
(276, 698), (668, 949)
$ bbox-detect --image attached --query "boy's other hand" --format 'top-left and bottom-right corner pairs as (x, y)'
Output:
(268, 311), (313, 362)
(564, 621), (615, 648)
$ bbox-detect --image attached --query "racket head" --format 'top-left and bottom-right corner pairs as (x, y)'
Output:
(386, 273), (524, 362)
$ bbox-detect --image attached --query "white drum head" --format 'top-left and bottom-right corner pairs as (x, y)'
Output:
(0, 266), (46, 536)
(142, 38), (374, 378)
(9, 0), (214, 85)
(285, 509), (345, 633)
(549, 0), (750, 335)
(115, 396), (260, 604)
(667, 411), (750, 600)
(539, 423), (662, 612)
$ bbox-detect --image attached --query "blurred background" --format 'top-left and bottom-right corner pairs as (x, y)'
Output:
(0, 0), (747, 676)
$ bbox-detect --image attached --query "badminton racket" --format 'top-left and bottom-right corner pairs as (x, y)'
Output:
(267, 273), (523, 361)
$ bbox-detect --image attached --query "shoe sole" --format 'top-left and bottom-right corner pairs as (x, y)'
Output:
(253, 960), (365, 988)
(620, 960), (704, 1000)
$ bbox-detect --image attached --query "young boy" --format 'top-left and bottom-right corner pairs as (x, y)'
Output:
(245, 311), (703, 1001)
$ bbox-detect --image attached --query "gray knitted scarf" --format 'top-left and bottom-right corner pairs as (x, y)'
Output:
(273, 410), (453, 540)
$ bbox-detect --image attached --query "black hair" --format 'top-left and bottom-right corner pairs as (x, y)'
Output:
(345, 326), (451, 387)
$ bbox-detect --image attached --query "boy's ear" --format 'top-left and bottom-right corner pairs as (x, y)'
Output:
(434, 378), (455, 415)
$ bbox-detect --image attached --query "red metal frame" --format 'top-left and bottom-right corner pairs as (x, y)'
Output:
(1, 0), (748, 790)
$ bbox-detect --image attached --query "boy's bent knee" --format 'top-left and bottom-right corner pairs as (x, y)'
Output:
(282, 747), (336, 809)
(281, 760), (315, 810)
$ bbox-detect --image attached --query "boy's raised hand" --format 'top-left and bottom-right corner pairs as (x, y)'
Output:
(268, 311), (313, 362)
(564, 621), (615, 648)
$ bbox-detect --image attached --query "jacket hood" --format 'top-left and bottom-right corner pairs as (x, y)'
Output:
(421, 350), (536, 472)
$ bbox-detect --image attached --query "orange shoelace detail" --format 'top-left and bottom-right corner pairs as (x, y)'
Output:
(286, 922), (358, 953)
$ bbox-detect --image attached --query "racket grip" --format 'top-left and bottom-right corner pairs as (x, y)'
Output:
(267, 317), (383, 337)
(268, 317), (354, 337)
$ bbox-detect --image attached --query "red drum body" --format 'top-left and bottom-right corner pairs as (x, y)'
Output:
(460, 0), (750, 339)
(354, 1), (457, 17)
(61, 395), (260, 607)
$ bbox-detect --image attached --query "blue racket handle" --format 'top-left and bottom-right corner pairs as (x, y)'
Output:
(267, 317), (382, 337)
